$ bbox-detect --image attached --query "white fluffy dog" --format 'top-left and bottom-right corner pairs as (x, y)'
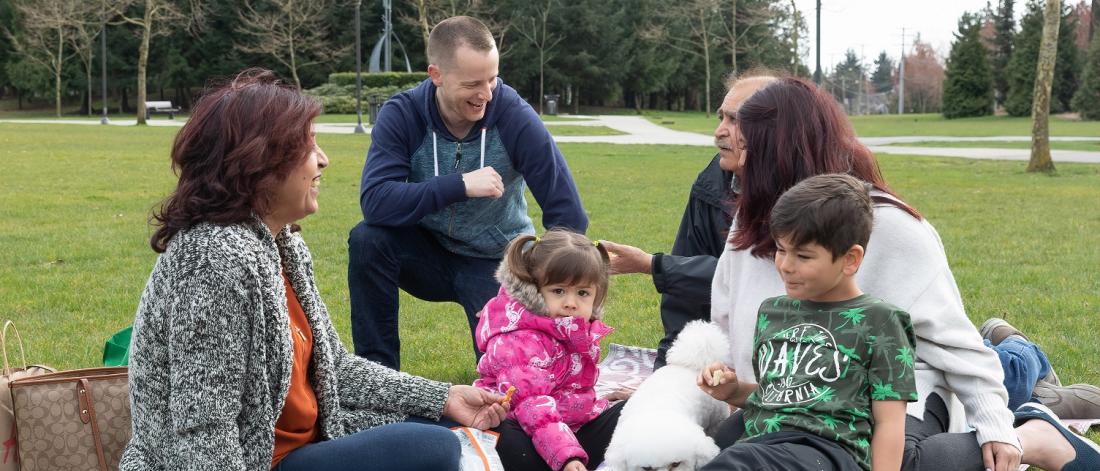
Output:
(603, 321), (732, 471)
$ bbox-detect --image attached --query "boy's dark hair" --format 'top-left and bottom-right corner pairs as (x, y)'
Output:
(769, 174), (874, 260)
(427, 16), (495, 67)
(501, 229), (611, 318)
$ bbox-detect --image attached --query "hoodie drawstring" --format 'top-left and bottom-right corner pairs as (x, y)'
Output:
(432, 127), (487, 177)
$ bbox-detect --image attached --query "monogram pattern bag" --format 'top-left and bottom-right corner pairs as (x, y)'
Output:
(10, 367), (130, 471)
(1, 321), (55, 471)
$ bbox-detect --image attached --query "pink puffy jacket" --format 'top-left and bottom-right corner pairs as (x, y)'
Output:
(474, 287), (613, 471)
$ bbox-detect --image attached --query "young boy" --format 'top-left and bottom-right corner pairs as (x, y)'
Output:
(698, 174), (917, 471)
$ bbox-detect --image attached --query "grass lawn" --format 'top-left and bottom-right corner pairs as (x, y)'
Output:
(547, 125), (624, 136)
(906, 140), (1100, 151)
(2, 123), (1098, 447)
(646, 111), (1100, 138)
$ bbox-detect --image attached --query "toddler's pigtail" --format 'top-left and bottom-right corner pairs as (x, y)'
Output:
(503, 234), (539, 285)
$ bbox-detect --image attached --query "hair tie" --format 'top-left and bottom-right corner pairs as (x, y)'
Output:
(534, 235), (541, 244)
(593, 240), (600, 248)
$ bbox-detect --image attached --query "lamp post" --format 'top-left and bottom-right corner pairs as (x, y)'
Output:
(100, 2), (109, 125)
(354, 0), (366, 134)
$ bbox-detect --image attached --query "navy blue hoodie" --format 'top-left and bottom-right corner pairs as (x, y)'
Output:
(359, 78), (588, 258)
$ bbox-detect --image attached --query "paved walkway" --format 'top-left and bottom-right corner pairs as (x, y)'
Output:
(4, 116), (1100, 163)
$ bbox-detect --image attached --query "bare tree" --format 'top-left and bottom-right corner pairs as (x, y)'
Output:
(236, 0), (346, 90)
(67, 3), (107, 116)
(645, 0), (722, 116)
(399, 0), (510, 59)
(112, 0), (198, 125)
(1029, 0), (1063, 173)
(513, 0), (562, 115)
(6, 0), (81, 117)
(717, 0), (774, 76)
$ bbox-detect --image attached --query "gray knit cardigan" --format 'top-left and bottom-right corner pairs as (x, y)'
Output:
(120, 219), (451, 470)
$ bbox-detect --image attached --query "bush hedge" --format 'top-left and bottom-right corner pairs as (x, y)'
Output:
(305, 83), (405, 114)
(327, 72), (429, 89)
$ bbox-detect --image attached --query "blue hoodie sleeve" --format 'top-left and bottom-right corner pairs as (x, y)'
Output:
(358, 98), (467, 226)
(497, 92), (588, 233)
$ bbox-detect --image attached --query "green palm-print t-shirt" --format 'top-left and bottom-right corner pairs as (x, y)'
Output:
(741, 294), (918, 471)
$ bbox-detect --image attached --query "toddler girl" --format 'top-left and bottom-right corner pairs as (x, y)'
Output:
(474, 229), (622, 471)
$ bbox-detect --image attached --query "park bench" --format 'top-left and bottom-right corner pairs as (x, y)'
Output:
(144, 100), (180, 120)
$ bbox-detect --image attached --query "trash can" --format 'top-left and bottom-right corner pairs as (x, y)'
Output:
(368, 94), (384, 125)
(543, 94), (560, 115)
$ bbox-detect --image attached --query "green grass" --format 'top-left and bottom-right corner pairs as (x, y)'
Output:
(546, 125), (624, 136)
(2, 123), (1098, 447)
(646, 111), (1100, 138)
(905, 140), (1100, 151)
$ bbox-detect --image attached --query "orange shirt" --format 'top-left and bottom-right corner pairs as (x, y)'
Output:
(271, 274), (320, 468)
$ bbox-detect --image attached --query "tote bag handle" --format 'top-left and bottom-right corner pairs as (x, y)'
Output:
(1, 320), (28, 377)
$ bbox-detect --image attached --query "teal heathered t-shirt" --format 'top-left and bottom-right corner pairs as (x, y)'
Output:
(741, 294), (919, 471)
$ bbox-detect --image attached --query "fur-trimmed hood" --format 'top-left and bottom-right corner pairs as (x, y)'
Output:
(495, 263), (604, 320)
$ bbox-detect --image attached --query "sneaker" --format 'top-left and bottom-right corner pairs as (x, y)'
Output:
(979, 317), (1029, 345)
(979, 317), (1060, 385)
(1014, 402), (1100, 471)
(1033, 380), (1100, 420)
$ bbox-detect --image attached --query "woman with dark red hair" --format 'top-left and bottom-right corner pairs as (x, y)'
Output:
(121, 68), (507, 471)
(705, 77), (1099, 471)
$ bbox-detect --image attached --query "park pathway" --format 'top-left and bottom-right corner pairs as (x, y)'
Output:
(4, 116), (1100, 164)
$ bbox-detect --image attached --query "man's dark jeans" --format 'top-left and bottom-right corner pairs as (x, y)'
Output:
(347, 221), (500, 370)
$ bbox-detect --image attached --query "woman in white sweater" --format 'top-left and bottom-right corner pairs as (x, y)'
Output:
(709, 77), (1099, 471)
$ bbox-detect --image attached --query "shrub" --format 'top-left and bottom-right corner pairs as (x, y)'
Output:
(327, 72), (428, 89)
(305, 83), (404, 114)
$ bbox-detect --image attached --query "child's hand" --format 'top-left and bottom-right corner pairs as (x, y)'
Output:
(697, 362), (739, 402)
(562, 459), (587, 471)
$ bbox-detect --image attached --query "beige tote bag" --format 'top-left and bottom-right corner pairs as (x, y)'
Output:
(0, 321), (55, 471)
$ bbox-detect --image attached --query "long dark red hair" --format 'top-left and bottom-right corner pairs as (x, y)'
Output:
(731, 77), (920, 258)
(150, 68), (321, 252)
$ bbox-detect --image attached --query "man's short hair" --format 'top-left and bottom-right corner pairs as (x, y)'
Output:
(427, 16), (495, 67)
(769, 174), (874, 260)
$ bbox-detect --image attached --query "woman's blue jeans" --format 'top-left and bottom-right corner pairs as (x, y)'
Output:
(275, 417), (462, 471)
(986, 337), (1053, 410)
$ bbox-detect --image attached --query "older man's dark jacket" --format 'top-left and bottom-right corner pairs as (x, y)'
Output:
(650, 154), (736, 368)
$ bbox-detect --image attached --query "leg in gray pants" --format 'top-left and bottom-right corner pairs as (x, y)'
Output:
(708, 394), (986, 471)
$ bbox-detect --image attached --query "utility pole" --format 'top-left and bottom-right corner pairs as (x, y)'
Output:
(354, 0), (366, 134)
(897, 28), (905, 114)
(814, 0), (822, 84)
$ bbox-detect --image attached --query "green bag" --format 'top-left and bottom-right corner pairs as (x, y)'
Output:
(102, 326), (132, 367)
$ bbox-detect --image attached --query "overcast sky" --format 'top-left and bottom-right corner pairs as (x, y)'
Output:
(791, 0), (995, 71)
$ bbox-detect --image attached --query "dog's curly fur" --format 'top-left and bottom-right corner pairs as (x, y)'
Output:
(603, 321), (732, 471)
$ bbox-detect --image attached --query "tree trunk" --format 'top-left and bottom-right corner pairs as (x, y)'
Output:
(290, 36), (301, 89)
(573, 84), (579, 114)
(55, 27), (63, 117)
(730, 0), (738, 76)
(418, 0), (431, 59)
(538, 48), (544, 115)
(701, 7), (712, 117)
(86, 63), (93, 116)
(1029, 0), (1062, 173)
(136, 0), (152, 125)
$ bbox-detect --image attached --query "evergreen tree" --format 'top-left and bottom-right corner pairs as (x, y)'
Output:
(1005, 0), (1081, 115)
(1052, 5), (1081, 111)
(829, 49), (865, 111)
(991, 0), (1016, 106)
(944, 12), (994, 118)
(1005, 1), (1045, 115)
(1072, 32), (1100, 119)
(871, 51), (894, 93)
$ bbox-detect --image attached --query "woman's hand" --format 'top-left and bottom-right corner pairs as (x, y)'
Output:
(442, 385), (508, 430)
(599, 240), (653, 275)
(981, 441), (1022, 471)
(562, 459), (588, 471)
(697, 362), (740, 403)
